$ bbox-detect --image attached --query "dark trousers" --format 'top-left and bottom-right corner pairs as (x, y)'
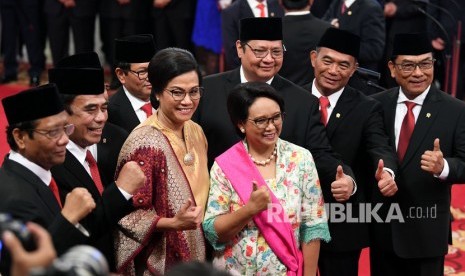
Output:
(152, 9), (194, 52)
(46, 10), (95, 65)
(370, 247), (444, 276)
(318, 249), (362, 276)
(0, 0), (45, 78)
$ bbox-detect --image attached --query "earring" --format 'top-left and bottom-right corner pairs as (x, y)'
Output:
(156, 97), (160, 101)
(240, 128), (245, 133)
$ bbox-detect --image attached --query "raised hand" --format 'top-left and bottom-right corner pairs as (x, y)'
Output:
(331, 165), (354, 202)
(375, 159), (398, 197)
(245, 181), (271, 216)
(115, 161), (146, 195)
(421, 138), (444, 175)
(61, 188), (96, 224)
(173, 199), (203, 230)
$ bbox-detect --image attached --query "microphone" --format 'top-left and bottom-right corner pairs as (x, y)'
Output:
(367, 81), (386, 92)
(412, 0), (457, 26)
(355, 67), (381, 80)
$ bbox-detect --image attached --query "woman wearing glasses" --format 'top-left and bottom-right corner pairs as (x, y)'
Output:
(113, 48), (208, 275)
(203, 82), (331, 276)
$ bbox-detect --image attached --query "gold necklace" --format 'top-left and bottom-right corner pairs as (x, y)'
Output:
(156, 114), (195, 166)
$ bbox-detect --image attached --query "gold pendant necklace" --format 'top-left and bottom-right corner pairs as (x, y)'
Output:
(156, 113), (195, 166)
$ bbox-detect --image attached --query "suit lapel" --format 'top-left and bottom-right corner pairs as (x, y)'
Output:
(117, 90), (141, 128)
(384, 89), (399, 154)
(225, 69), (242, 96)
(63, 150), (101, 197)
(4, 158), (60, 214)
(326, 88), (357, 139)
(401, 88), (441, 167)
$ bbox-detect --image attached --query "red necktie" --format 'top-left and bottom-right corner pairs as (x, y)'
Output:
(49, 178), (62, 208)
(319, 96), (330, 126)
(86, 150), (104, 195)
(257, 3), (265, 17)
(341, 2), (347, 14)
(141, 103), (153, 118)
(397, 101), (417, 163)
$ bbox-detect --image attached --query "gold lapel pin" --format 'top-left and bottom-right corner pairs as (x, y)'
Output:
(426, 113), (431, 118)
(103, 138), (107, 143)
(336, 113), (341, 118)
(348, 11), (352, 15)
(270, 12), (275, 17)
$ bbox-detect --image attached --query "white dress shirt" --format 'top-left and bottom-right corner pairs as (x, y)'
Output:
(123, 85), (153, 123)
(247, 0), (268, 17)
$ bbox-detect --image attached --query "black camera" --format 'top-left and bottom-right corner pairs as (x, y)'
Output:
(0, 213), (36, 252)
(30, 245), (109, 276)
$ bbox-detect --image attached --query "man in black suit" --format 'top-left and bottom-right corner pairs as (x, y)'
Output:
(108, 34), (156, 133)
(306, 27), (398, 276)
(99, 0), (152, 89)
(0, 0), (45, 86)
(323, 0), (385, 72)
(381, 0), (428, 88)
(43, 0), (98, 65)
(194, 17), (356, 202)
(371, 32), (465, 276)
(279, 0), (331, 86)
(151, 0), (196, 52)
(48, 52), (145, 271)
(0, 84), (96, 275)
(222, 0), (284, 70)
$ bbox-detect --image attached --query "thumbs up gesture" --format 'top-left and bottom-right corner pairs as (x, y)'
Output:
(421, 138), (444, 175)
(246, 181), (271, 216)
(375, 159), (398, 197)
(331, 165), (354, 202)
(172, 199), (203, 230)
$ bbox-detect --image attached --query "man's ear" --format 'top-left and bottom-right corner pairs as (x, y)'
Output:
(13, 128), (27, 150)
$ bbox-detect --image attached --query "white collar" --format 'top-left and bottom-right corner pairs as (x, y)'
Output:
(397, 85), (431, 106)
(311, 79), (345, 107)
(247, 0), (267, 9)
(240, 66), (274, 84)
(8, 151), (52, 186)
(123, 85), (151, 111)
(66, 140), (98, 165)
(285, 11), (310, 16)
(344, 0), (356, 8)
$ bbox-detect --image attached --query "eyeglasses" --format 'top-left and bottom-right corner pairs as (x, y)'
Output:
(164, 87), (203, 101)
(247, 112), (284, 129)
(31, 124), (75, 139)
(244, 43), (286, 59)
(394, 59), (436, 73)
(128, 69), (149, 80)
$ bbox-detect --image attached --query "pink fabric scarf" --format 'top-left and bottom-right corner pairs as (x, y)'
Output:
(215, 142), (303, 276)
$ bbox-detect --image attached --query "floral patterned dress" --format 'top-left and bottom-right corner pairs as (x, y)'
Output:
(203, 139), (330, 275)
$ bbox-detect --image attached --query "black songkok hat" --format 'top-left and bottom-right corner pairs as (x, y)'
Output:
(2, 83), (64, 125)
(48, 52), (104, 95)
(318, 28), (360, 59)
(115, 34), (156, 63)
(392, 32), (433, 56)
(240, 17), (283, 41)
(281, 0), (309, 9)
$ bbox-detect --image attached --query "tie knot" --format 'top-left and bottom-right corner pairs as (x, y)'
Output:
(86, 150), (96, 164)
(404, 101), (416, 110)
(257, 3), (265, 8)
(319, 96), (330, 108)
(141, 103), (153, 117)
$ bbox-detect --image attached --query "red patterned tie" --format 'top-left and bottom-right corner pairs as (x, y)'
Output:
(49, 178), (62, 208)
(319, 96), (330, 126)
(141, 103), (153, 118)
(257, 2), (265, 17)
(341, 2), (347, 14)
(86, 150), (104, 195)
(397, 101), (417, 163)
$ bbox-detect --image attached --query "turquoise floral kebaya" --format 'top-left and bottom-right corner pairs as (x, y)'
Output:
(203, 139), (330, 275)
